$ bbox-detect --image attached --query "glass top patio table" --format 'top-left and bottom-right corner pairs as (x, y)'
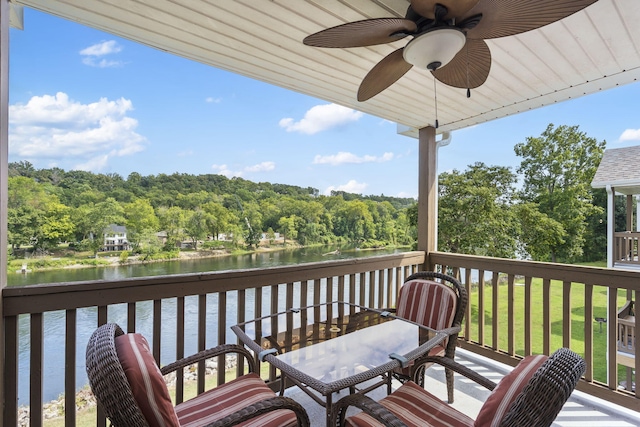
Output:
(232, 301), (448, 426)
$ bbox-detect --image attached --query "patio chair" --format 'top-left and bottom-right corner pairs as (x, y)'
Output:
(388, 271), (467, 403)
(86, 323), (309, 427)
(334, 347), (586, 427)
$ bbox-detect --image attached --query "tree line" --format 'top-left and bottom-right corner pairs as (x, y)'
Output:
(8, 161), (417, 257)
(8, 123), (621, 264)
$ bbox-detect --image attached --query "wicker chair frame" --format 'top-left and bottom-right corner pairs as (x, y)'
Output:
(333, 347), (586, 427)
(388, 271), (467, 403)
(86, 323), (310, 427)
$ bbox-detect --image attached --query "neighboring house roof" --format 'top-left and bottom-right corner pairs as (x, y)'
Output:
(591, 145), (640, 195)
(104, 224), (127, 234)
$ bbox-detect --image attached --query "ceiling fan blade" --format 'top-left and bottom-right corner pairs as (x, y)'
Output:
(463, 0), (598, 40)
(303, 18), (417, 48)
(410, 0), (479, 20)
(358, 48), (413, 101)
(431, 39), (491, 89)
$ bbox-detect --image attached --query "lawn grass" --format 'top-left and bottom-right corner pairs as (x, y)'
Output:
(465, 273), (628, 383)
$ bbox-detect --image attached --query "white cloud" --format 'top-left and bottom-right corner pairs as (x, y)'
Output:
(205, 97), (222, 103)
(80, 40), (124, 68)
(212, 161), (275, 176)
(245, 161), (275, 172)
(212, 164), (242, 178)
(313, 151), (394, 166)
(279, 103), (363, 135)
(9, 92), (147, 171)
(75, 155), (109, 172)
(324, 180), (368, 195)
(620, 129), (640, 141)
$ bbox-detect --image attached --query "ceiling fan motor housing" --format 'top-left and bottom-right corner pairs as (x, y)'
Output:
(402, 27), (466, 70)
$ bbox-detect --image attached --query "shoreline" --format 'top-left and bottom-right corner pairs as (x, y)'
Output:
(9, 243), (306, 274)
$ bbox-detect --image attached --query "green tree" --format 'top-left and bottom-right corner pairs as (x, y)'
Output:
(184, 209), (209, 249)
(202, 201), (235, 240)
(157, 206), (187, 249)
(438, 163), (519, 258)
(515, 124), (605, 262)
(125, 199), (159, 252)
(36, 201), (75, 250)
(278, 215), (299, 244)
(334, 200), (375, 244)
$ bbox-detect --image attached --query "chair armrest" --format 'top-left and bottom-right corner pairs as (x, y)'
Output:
(412, 356), (497, 391)
(160, 344), (256, 375)
(206, 397), (310, 427)
(333, 393), (408, 427)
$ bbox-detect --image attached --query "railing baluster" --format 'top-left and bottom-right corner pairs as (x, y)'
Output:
(492, 272), (499, 350)
(524, 277), (532, 356)
(394, 267), (402, 306)
(197, 294), (206, 394)
(65, 309), (76, 427)
(377, 269), (384, 309)
(153, 299), (161, 363)
(507, 274), (515, 356)
(562, 281), (572, 349)
(236, 290), (245, 377)
(608, 287), (619, 390)
(4, 315), (17, 427)
(270, 285), (279, 381)
(30, 312), (43, 427)
(478, 270), (485, 346)
(217, 291), (227, 386)
(543, 278), (551, 355)
(584, 283), (594, 382)
(358, 272), (366, 306)
(176, 296), (185, 404)
(464, 268), (471, 342)
(97, 306), (107, 426)
(368, 271), (375, 308)
(386, 268), (393, 308)
(349, 273), (356, 305)
(254, 287), (263, 374)
(627, 316), (640, 398)
(127, 302), (136, 332)
(337, 275), (345, 303)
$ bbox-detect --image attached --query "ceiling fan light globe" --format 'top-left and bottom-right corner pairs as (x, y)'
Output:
(402, 28), (466, 70)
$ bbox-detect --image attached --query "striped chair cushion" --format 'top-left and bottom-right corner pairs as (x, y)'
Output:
(175, 372), (298, 427)
(474, 354), (548, 427)
(396, 279), (457, 332)
(346, 381), (474, 427)
(115, 333), (180, 427)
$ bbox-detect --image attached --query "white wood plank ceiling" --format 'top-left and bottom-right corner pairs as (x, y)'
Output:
(14, 0), (640, 135)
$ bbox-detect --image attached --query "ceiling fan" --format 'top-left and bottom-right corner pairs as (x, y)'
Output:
(303, 0), (598, 102)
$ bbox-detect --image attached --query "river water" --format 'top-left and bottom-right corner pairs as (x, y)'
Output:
(12, 245), (409, 405)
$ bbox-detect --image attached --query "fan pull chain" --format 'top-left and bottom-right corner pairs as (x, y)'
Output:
(433, 77), (439, 129)
(466, 43), (471, 98)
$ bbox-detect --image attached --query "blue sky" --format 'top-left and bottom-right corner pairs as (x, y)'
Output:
(8, 8), (640, 198)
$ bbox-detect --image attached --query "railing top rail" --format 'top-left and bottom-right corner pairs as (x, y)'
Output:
(614, 231), (640, 236)
(430, 251), (640, 289)
(2, 251), (425, 316)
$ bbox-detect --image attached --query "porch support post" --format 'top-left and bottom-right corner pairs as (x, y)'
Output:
(606, 185), (614, 268)
(417, 126), (437, 270)
(626, 194), (633, 232)
(0, 0), (9, 418)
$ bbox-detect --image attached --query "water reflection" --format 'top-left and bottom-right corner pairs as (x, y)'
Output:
(16, 245), (404, 404)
